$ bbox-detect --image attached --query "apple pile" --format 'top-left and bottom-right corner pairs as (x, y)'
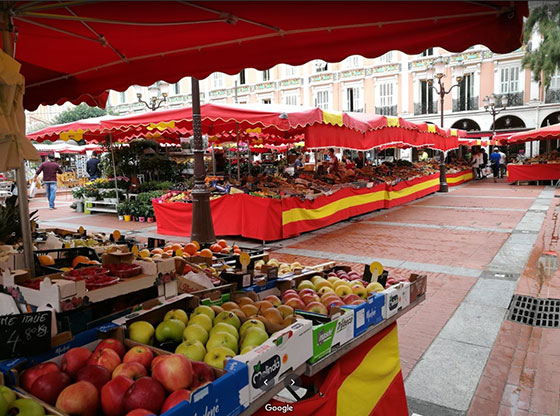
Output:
(128, 299), (300, 368)
(19, 338), (216, 416)
(0, 385), (48, 416)
(282, 274), (385, 314)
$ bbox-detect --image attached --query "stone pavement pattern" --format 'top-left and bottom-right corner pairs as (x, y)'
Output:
(31, 180), (560, 415)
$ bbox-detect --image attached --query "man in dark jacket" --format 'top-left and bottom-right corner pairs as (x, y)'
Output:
(35, 154), (62, 209)
(86, 152), (102, 180)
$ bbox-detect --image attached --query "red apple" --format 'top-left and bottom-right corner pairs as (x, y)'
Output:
(284, 297), (305, 310)
(88, 347), (121, 373)
(305, 301), (328, 315)
(126, 409), (155, 416)
(123, 346), (154, 369)
(56, 381), (99, 416)
(76, 364), (111, 391)
(298, 288), (316, 297)
(326, 299), (345, 312)
(160, 389), (191, 413)
(300, 294), (320, 305)
(150, 355), (165, 371)
(152, 354), (193, 393)
(112, 362), (147, 380)
(101, 376), (134, 416)
(351, 299), (366, 305)
(62, 347), (92, 379)
(21, 362), (60, 392)
(94, 339), (126, 359)
(281, 289), (297, 298)
(263, 295), (281, 307)
(123, 377), (165, 415)
(281, 293), (300, 303)
(343, 294), (360, 304)
(29, 371), (71, 405)
(189, 361), (215, 390)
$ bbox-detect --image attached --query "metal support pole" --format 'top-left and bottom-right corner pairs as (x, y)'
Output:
(190, 77), (215, 244)
(438, 85), (448, 192)
(2, 12), (35, 274)
(109, 135), (119, 198)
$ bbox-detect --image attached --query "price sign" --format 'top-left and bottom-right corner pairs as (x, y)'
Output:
(112, 230), (121, 242)
(0, 311), (52, 359)
(369, 261), (383, 280)
(239, 252), (250, 272)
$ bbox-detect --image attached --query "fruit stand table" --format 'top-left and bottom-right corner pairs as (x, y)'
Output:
(507, 163), (560, 184)
(240, 295), (425, 416)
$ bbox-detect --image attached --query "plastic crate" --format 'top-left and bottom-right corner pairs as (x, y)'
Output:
(34, 247), (100, 276)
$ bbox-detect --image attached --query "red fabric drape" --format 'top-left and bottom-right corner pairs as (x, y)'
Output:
(507, 164), (560, 182)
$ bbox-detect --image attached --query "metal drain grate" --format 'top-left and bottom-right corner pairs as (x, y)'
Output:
(507, 295), (560, 328)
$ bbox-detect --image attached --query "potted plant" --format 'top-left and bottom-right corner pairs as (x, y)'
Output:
(83, 187), (99, 202)
(120, 201), (132, 222)
(129, 200), (140, 221)
(146, 203), (155, 223)
(103, 189), (118, 204)
(116, 202), (125, 221)
(72, 187), (85, 213)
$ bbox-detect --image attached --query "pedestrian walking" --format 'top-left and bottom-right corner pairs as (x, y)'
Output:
(34, 154), (62, 209)
(490, 148), (501, 182)
(86, 151), (102, 180)
(480, 148), (488, 178)
(471, 150), (483, 179)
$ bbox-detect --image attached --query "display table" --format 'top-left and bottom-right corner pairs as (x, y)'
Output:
(507, 163), (560, 183)
(153, 170), (472, 241)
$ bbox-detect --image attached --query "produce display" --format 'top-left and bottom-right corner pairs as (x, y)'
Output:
(511, 151), (560, 164)
(0, 386), (48, 416)
(17, 337), (219, 416)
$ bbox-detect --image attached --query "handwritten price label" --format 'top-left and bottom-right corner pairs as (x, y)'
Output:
(0, 311), (52, 359)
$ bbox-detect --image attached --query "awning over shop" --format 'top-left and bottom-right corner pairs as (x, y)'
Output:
(506, 123), (560, 144)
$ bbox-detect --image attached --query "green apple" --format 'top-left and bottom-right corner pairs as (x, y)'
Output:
(8, 399), (45, 416)
(164, 309), (188, 325)
(182, 324), (209, 344)
(188, 314), (213, 333)
(204, 346), (236, 369)
(0, 386), (16, 407)
(240, 327), (269, 351)
(240, 345), (257, 354)
(128, 321), (155, 345)
(213, 311), (241, 330)
(190, 305), (215, 321)
(176, 340), (206, 361)
(206, 331), (238, 354)
(297, 280), (315, 291)
(0, 391), (8, 416)
(239, 319), (266, 338)
(155, 318), (185, 343)
(209, 322), (239, 341)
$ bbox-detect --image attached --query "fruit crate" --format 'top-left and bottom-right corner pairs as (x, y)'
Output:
(382, 282), (411, 319)
(34, 247), (101, 276)
(0, 323), (250, 416)
(409, 274), (427, 302)
(341, 293), (385, 337)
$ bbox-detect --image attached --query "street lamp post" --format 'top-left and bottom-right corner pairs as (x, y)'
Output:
(135, 82), (169, 111)
(426, 57), (465, 192)
(484, 93), (508, 139)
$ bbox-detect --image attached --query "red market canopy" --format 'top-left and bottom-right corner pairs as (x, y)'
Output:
(506, 124), (560, 144)
(9, 1), (528, 111)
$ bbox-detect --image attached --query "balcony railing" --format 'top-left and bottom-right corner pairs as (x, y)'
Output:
(545, 88), (560, 104)
(375, 105), (397, 116)
(495, 92), (524, 107)
(414, 102), (438, 116)
(452, 96), (479, 112)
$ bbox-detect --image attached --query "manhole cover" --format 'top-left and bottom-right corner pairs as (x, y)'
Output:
(507, 295), (560, 328)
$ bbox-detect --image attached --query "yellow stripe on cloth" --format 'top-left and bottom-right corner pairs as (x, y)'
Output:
(322, 110), (343, 127)
(386, 116), (399, 127)
(447, 172), (473, 184)
(282, 190), (387, 226)
(336, 325), (401, 416)
(427, 124), (436, 133)
(147, 121), (176, 131)
(386, 178), (439, 202)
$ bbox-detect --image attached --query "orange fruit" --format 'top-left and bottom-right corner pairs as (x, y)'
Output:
(233, 245), (239, 250)
(199, 249), (212, 258)
(217, 239), (227, 248)
(72, 255), (90, 268)
(191, 241), (200, 251)
(184, 243), (197, 256)
(151, 248), (163, 255)
(233, 248), (241, 254)
(171, 243), (183, 252)
(210, 244), (221, 253)
(38, 255), (55, 266)
(221, 248), (231, 254)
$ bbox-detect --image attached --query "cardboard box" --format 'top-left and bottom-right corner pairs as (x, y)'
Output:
(219, 269), (253, 288)
(133, 257), (176, 276)
(230, 319), (313, 402)
(113, 293), (198, 327)
(307, 308), (354, 363)
(409, 274), (427, 302)
(382, 282), (411, 319)
(341, 293), (385, 337)
(2, 271), (87, 312)
(0, 323), (250, 416)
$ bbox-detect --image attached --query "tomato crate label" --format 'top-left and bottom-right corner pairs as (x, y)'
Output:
(0, 311), (52, 359)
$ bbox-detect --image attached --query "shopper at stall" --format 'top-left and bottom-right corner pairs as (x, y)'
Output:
(354, 151), (366, 169)
(34, 154), (62, 209)
(499, 149), (507, 178)
(517, 149), (527, 164)
(471, 150), (483, 179)
(294, 154), (304, 170)
(419, 149), (428, 161)
(328, 148), (339, 173)
(490, 148), (501, 182)
(86, 152), (102, 180)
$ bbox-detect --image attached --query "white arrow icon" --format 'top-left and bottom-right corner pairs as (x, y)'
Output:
(290, 379), (295, 386)
(264, 380), (268, 385)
